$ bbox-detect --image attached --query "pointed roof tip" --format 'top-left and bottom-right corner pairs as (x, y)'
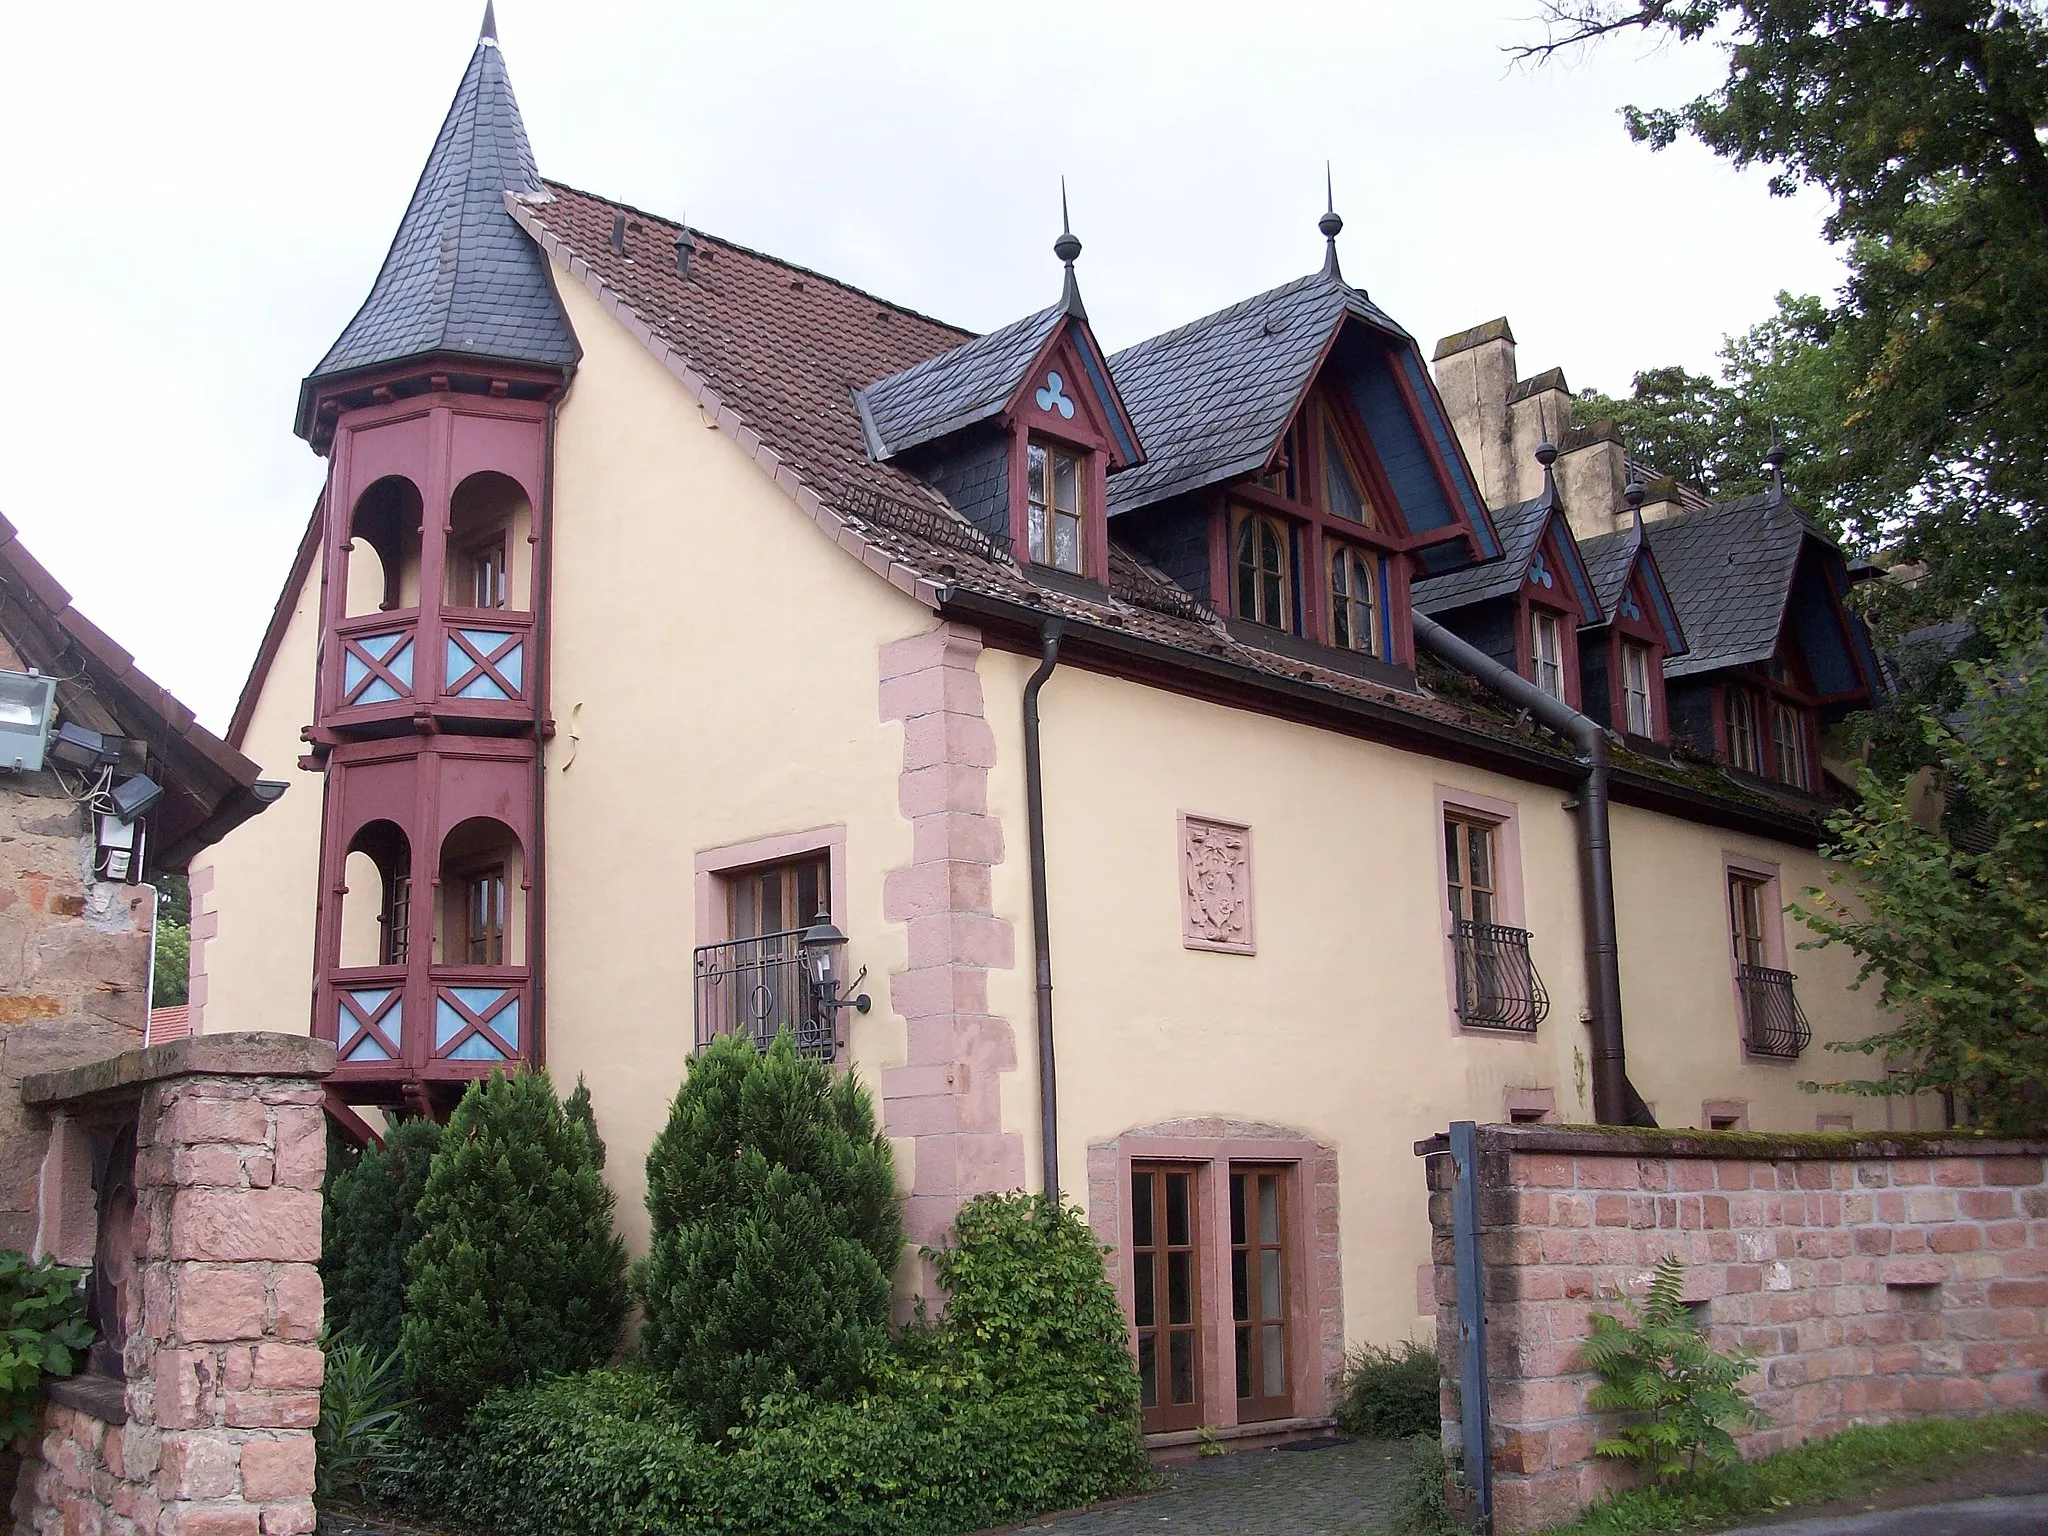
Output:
(1534, 441), (1559, 509)
(480, 0), (498, 42)
(1318, 162), (1344, 281)
(1053, 176), (1086, 320)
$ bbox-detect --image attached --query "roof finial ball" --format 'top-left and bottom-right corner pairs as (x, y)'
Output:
(1320, 162), (1344, 278)
(1054, 178), (1082, 267)
(1762, 442), (1788, 502)
(1624, 478), (1646, 512)
(1534, 441), (1559, 469)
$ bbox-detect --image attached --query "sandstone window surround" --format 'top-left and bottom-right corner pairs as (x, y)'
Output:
(691, 826), (850, 1060)
(1178, 813), (1254, 955)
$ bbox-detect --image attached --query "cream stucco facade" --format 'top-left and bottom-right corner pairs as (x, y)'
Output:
(198, 236), (1905, 1423)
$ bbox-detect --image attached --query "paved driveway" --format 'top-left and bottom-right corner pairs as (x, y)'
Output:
(1718, 1492), (2048, 1536)
(1007, 1437), (1410, 1536)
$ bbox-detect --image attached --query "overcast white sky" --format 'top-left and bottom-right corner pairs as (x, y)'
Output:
(0, 2), (1844, 733)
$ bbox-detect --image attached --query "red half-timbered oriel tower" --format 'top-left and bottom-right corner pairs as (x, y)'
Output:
(295, 10), (575, 1112)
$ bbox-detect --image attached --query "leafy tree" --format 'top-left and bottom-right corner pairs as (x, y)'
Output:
(151, 872), (190, 1008)
(1528, 1), (2048, 626)
(1582, 1255), (1767, 1481)
(403, 1070), (628, 1429)
(634, 1031), (900, 1440)
(1797, 624), (2048, 1134)
(323, 1115), (443, 1359)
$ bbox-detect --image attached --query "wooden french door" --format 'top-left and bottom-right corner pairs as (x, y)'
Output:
(1130, 1164), (1202, 1432)
(1231, 1165), (1294, 1421)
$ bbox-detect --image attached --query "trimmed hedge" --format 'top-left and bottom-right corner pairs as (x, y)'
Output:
(421, 1193), (1148, 1535)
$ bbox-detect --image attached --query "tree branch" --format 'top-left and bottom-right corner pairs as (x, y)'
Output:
(1508, 1), (1665, 62)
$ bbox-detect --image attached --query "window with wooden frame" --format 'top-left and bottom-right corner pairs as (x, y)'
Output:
(380, 872), (411, 966)
(729, 854), (828, 940)
(1622, 642), (1654, 737)
(1729, 872), (1769, 974)
(1234, 510), (1293, 631)
(462, 866), (507, 966)
(465, 535), (508, 610)
(1727, 687), (1765, 775)
(1444, 814), (1499, 927)
(1326, 540), (1382, 657)
(1531, 610), (1565, 701)
(1771, 700), (1812, 789)
(1130, 1164), (1203, 1432)
(1026, 441), (1085, 574)
(1230, 1165), (1295, 1422)
(1257, 423), (1301, 500)
(1313, 402), (1377, 528)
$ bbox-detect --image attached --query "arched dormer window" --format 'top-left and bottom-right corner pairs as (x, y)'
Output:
(1327, 541), (1383, 657)
(1235, 512), (1291, 630)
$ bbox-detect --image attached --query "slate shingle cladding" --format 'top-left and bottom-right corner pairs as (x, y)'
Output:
(1645, 493), (1815, 679)
(301, 33), (577, 424)
(1412, 495), (1548, 612)
(856, 306), (1065, 460)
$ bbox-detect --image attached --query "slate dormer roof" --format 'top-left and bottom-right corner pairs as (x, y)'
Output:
(1576, 519), (1687, 651)
(1411, 492), (1597, 619)
(1644, 492), (1825, 679)
(296, 21), (578, 437)
(1107, 271), (1405, 514)
(854, 304), (1067, 460)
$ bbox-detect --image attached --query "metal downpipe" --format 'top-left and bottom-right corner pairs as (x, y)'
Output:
(1022, 619), (1065, 1196)
(1412, 613), (1635, 1126)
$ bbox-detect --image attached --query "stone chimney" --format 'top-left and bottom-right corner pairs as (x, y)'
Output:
(1556, 420), (1629, 542)
(1432, 320), (1518, 508)
(1432, 319), (1573, 509)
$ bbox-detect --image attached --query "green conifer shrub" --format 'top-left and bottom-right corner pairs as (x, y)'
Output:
(565, 1073), (606, 1168)
(635, 1031), (900, 1439)
(322, 1115), (442, 1359)
(402, 1070), (628, 1429)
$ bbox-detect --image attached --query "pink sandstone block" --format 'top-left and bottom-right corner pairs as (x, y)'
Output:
(1985, 1157), (2046, 1186)
(156, 1435), (238, 1500)
(260, 1503), (318, 1536)
(173, 1146), (250, 1188)
(158, 1096), (267, 1148)
(249, 1344), (323, 1392)
(1934, 1159), (1983, 1188)
(270, 1269), (323, 1343)
(238, 1437), (315, 1500)
(170, 1190), (321, 1263)
(175, 1269), (270, 1343)
(154, 1350), (217, 1430)
(911, 811), (1003, 866)
(270, 1108), (326, 1190)
(157, 1508), (262, 1536)
(223, 1392), (319, 1430)
(1929, 1225), (1982, 1255)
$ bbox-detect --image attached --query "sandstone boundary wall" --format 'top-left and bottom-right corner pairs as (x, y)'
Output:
(1417, 1124), (2048, 1533)
(11, 1032), (336, 1536)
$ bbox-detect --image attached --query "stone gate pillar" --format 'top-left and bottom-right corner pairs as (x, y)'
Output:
(11, 1032), (336, 1536)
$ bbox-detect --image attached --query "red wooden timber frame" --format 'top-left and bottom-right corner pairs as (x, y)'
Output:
(999, 324), (1138, 586)
(1206, 379), (1464, 669)
(1507, 522), (1599, 714)
(303, 361), (564, 1107)
(1594, 561), (1674, 743)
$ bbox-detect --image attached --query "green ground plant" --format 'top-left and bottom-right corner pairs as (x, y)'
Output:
(1391, 1435), (1463, 1536)
(634, 1030), (899, 1440)
(316, 1339), (410, 1502)
(1334, 1338), (1441, 1439)
(1581, 1256), (1767, 1482)
(322, 1115), (443, 1359)
(402, 1069), (628, 1429)
(1540, 1412), (2048, 1535)
(0, 1250), (91, 1443)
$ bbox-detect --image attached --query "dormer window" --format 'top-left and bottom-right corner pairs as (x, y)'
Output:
(1621, 642), (1654, 737)
(1027, 440), (1084, 574)
(468, 537), (508, 609)
(1772, 701), (1812, 789)
(1235, 511), (1292, 629)
(1327, 541), (1382, 657)
(1531, 611), (1565, 701)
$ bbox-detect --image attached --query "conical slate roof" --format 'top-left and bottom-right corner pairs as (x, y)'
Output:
(298, 22), (576, 433)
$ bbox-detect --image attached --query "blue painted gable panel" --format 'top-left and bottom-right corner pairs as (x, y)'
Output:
(1789, 555), (1859, 696)
(1397, 348), (1498, 557)
(1343, 352), (1457, 539)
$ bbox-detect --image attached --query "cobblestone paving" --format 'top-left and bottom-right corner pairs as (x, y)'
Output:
(1007, 1437), (1411, 1536)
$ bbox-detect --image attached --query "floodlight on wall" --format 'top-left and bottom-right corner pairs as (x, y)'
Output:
(0, 669), (57, 772)
(48, 721), (117, 773)
(108, 775), (163, 824)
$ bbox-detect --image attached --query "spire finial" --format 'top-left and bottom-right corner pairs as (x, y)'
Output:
(1054, 178), (1085, 318)
(1762, 442), (1787, 507)
(480, 1), (498, 43)
(1535, 441), (1559, 506)
(1319, 162), (1344, 279)
(1624, 476), (1647, 540)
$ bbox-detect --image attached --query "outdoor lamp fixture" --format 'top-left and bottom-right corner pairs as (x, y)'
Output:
(109, 775), (163, 824)
(48, 720), (117, 773)
(0, 670), (56, 772)
(798, 907), (871, 1016)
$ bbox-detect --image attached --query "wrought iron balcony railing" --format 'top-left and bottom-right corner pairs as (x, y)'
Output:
(693, 930), (837, 1062)
(1452, 920), (1550, 1033)
(1737, 963), (1812, 1059)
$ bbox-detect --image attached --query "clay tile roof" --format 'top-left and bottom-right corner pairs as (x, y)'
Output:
(300, 30), (576, 433)
(855, 303), (1065, 460)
